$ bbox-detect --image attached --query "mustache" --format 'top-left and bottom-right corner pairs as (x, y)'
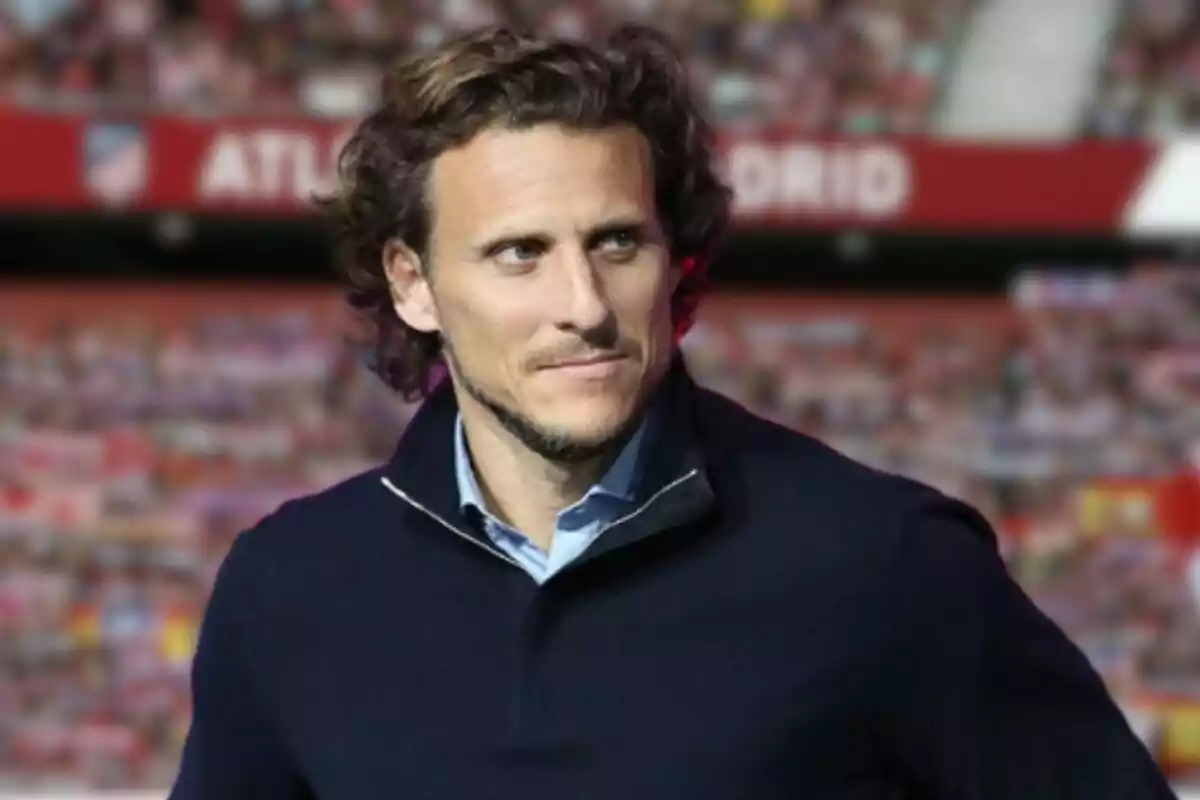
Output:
(528, 340), (640, 370)
(526, 317), (639, 369)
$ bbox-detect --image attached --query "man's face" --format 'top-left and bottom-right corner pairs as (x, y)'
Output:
(391, 123), (679, 462)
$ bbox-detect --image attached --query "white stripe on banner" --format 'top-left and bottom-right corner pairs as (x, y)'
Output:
(1123, 135), (1200, 236)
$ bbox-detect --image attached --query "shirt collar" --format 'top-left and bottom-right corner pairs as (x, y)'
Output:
(382, 354), (716, 534)
(454, 410), (650, 516)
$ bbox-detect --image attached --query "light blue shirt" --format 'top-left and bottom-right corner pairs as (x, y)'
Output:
(454, 415), (647, 584)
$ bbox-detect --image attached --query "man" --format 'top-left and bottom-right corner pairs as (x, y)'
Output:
(170, 25), (1176, 800)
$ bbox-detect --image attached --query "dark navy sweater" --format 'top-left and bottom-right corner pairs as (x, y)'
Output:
(169, 364), (1174, 799)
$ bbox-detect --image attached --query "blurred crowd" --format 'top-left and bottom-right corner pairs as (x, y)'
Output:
(5, 0), (1200, 139)
(1, 268), (1199, 789)
(1089, 0), (1200, 137)
(0, 0), (973, 131)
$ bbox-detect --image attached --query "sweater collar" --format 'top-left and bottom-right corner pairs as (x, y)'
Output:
(380, 355), (715, 554)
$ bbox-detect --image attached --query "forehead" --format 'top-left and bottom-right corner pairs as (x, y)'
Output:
(427, 124), (657, 243)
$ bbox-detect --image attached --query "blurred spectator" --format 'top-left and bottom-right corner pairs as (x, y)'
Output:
(1089, 0), (1200, 137)
(1158, 439), (1200, 557)
(0, 0), (974, 131)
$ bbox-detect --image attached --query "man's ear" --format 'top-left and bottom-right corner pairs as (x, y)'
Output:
(382, 239), (440, 333)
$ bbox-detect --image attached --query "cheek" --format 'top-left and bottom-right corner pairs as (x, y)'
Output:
(614, 264), (675, 324)
(439, 290), (537, 368)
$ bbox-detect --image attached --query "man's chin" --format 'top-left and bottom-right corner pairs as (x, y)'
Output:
(520, 409), (642, 464)
(538, 420), (624, 448)
(537, 407), (637, 443)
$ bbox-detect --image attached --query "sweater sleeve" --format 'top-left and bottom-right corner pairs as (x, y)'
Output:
(169, 523), (311, 800)
(876, 498), (1177, 800)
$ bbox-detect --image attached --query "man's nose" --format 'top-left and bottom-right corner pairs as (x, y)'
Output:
(553, 246), (614, 335)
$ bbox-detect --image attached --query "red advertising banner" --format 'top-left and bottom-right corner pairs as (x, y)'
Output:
(724, 135), (1157, 233)
(0, 112), (355, 213)
(1, 110), (1197, 234)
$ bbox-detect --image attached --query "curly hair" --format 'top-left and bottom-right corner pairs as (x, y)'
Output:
(319, 24), (733, 402)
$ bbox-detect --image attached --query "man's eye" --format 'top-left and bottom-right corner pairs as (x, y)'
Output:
(596, 231), (641, 259)
(494, 242), (542, 267)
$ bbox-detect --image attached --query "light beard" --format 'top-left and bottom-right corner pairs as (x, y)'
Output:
(442, 344), (645, 466)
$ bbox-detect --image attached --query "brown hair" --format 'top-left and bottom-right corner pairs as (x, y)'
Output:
(320, 24), (733, 401)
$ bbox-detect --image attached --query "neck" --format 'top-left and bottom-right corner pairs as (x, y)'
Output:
(457, 400), (617, 550)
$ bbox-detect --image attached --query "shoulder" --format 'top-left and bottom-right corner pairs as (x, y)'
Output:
(690, 389), (1010, 674)
(694, 387), (968, 517)
(693, 386), (997, 556)
(219, 466), (393, 589)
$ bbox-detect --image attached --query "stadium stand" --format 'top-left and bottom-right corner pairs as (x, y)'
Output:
(6, 0), (1199, 138)
(1089, 0), (1200, 137)
(0, 0), (975, 131)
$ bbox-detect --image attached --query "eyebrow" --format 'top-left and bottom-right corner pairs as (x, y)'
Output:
(471, 216), (651, 259)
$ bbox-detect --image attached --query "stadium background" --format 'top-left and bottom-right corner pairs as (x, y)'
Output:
(1, 0), (1199, 796)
